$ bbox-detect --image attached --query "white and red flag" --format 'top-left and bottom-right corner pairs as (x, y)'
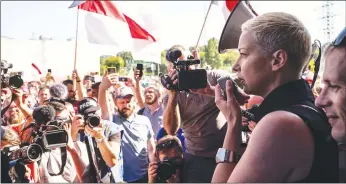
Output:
(212, 0), (258, 51)
(69, 0), (157, 51)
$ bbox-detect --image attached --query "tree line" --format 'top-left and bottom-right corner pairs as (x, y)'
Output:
(100, 37), (240, 75)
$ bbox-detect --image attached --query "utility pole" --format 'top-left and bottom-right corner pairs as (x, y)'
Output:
(316, 1), (337, 43)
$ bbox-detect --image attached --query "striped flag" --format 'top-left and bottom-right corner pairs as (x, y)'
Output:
(214, 0), (258, 51)
(69, 0), (157, 51)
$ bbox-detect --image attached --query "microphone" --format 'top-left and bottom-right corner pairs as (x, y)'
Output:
(166, 49), (182, 62)
(32, 105), (56, 125)
(49, 84), (68, 99)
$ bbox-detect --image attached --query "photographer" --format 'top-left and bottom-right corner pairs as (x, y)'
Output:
(162, 45), (249, 183)
(148, 135), (184, 183)
(1, 126), (33, 183)
(212, 12), (338, 182)
(78, 97), (124, 183)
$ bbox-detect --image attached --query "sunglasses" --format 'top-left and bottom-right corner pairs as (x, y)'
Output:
(156, 140), (182, 153)
(332, 27), (346, 46)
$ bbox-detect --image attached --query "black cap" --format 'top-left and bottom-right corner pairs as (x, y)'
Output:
(78, 97), (100, 115)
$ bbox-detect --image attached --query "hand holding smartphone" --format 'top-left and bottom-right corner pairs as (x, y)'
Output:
(107, 67), (116, 74)
(136, 64), (143, 77)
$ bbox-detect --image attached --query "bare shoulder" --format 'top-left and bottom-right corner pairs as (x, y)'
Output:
(245, 111), (314, 180)
(252, 110), (314, 148)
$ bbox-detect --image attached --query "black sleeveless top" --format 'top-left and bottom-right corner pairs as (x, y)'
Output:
(253, 79), (339, 182)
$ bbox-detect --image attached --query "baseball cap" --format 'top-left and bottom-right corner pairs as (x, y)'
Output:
(78, 97), (100, 115)
(115, 86), (134, 99)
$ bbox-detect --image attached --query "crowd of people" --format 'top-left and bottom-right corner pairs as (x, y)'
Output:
(1, 12), (346, 183)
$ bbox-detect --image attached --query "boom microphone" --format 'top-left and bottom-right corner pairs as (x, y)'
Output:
(32, 105), (56, 125)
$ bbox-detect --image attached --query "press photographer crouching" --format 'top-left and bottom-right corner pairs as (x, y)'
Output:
(148, 135), (184, 183)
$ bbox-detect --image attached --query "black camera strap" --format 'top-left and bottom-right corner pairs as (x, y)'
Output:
(47, 147), (67, 176)
(1, 98), (14, 119)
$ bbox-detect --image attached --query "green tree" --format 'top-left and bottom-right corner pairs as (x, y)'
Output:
(116, 51), (133, 67)
(221, 50), (239, 66)
(205, 37), (222, 69)
(160, 50), (167, 65)
(100, 56), (125, 75)
(199, 51), (206, 67)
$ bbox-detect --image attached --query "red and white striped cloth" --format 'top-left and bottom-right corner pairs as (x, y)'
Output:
(69, 0), (157, 51)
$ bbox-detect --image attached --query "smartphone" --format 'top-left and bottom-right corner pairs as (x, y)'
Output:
(48, 69), (52, 73)
(118, 77), (128, 82)
(107, 67), (116, 74)
(136, 64), (144, 77)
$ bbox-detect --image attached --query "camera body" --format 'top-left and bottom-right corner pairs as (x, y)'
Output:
(5, 129), (68, 164)
(160, 49), (208, 91)
(83, 113), (101, 128)
(0, 60), (24, 89)
(156, 157), (183, 181)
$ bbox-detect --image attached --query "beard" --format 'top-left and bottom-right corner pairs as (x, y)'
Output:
(118, 107), (134, 119)
(145, 96), (158, 105)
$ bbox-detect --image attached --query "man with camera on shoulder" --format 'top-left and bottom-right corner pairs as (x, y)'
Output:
(162, 45), (249, 183)
(148, 135), (184, 183)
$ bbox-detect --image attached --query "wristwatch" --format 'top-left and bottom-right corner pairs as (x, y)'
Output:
(215, 148), (241, 163)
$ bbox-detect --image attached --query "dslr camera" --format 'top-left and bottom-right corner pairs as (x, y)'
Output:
(156, 157), (184, 181)
(160, 48), (208, 91)
(1, 60), (24, 89)
(81, 112), (101, 128)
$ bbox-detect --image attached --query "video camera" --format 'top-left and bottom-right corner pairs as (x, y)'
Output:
(156, 156), (184, 181)
(4, 119), (70, 164)
(160, 48), (208, 91)
(1, 60), (24, 89)
(4, 129), (68, 164)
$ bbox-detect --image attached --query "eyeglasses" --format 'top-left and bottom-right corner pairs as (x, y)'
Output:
(332, 27), (346, 46)
(156, 140), (182, 152)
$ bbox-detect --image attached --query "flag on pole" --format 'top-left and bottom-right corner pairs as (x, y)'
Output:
(69, 0), (157, 51)
(214, 0), (258, 52)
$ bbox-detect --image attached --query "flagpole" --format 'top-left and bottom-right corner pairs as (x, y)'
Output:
(195, 1), (214, 49)
(73, 7), (80, 70)
(73, 7), (80, 91)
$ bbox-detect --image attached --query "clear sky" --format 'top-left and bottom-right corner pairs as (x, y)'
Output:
(1, 1), (345, 48)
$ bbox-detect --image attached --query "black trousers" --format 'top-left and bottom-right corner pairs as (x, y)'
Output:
(182, 152), (216, 183)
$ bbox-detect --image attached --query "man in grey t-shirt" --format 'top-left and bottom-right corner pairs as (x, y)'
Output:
(162, 45), (247, 182)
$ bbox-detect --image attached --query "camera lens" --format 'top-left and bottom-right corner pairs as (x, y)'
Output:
(157, 162), (176, 181)
(87, 116), (100, 128)
(27, 144), (43, 162)
(9, 75), (24, 89)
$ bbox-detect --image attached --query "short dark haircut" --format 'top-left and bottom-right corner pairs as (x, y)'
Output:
(91, 82), (101, 90)
(156, 135), (183, 155)
(62, 80), (73, 86)
(47, 101), (65, 113)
